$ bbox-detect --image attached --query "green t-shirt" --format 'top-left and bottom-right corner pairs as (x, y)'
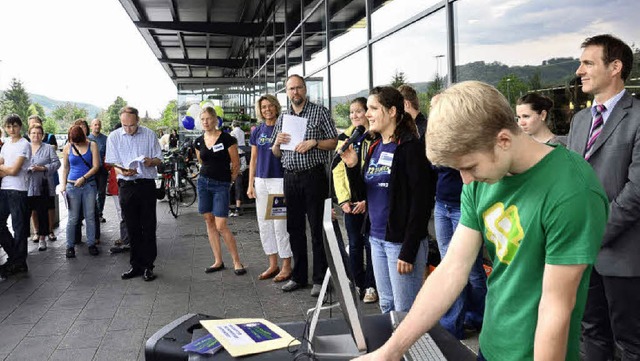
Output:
(459, 146), (608, 361)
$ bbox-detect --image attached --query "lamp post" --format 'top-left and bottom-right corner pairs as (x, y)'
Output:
(506, 78), (512, 105)
(435, 55), (444, 77)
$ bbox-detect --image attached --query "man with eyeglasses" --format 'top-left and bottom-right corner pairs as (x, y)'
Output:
(105, 106), (162, 282)
(271, 74), (338, 296)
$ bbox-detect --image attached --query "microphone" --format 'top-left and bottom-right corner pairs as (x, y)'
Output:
(336, 125), (366, 155)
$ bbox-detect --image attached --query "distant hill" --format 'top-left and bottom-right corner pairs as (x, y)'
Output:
(29, 93), (103, 117)
(331, 57), (581, 106)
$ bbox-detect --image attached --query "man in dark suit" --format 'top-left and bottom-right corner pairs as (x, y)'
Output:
(567, 34), (640, 361)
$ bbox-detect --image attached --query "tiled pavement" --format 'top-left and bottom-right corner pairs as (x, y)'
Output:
(0, 196), (478, 360)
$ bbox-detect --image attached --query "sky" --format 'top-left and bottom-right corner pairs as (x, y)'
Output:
(0, 0), (177, 118)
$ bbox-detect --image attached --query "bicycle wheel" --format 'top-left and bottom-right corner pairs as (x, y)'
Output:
(179, 177), (197, 207)
(167, 178), (179, 218)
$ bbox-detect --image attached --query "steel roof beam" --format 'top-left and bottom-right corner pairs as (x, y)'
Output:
(159, 57), (245, 68)
(134, 21), (284, 37)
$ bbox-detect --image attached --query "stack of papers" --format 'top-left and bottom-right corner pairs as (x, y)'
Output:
(113, 155), (147, 174)
(201, 318), (301, 357)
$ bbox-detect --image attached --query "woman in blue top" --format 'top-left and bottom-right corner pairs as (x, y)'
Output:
(247, 94), (292, 282)
(61, 125), (100, 258)
(342, 86), (436, 313)
(195, 106), (246, 276)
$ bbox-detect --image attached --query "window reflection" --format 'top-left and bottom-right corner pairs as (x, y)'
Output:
(330, 49), (368, 128)
(304, 5), (328, 75)
(306, 69), (328, 107)
(371, 0), (441, 37)
(372, 10), (447, 114)
(329, 0), (367, 61)
(454, 0), (640, 134)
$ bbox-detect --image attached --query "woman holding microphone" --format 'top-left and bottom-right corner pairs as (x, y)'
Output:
(341, 87), (436, 313)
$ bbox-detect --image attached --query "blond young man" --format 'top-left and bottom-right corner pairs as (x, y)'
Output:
(355, 81), (608, 361)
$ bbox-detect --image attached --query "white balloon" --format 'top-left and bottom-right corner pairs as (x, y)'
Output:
(201, 101), (215, 110)
(186, 103), (201, 118)
(194, 116), (203, 131)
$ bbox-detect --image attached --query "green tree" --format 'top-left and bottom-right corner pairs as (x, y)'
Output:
(0, 78), (31, 122)
(528, 70), (543, 91)
(496, 74), (529, 107)
(159, 100), (178, 129)
(332, 102), (351, 128)
(28, 102), (46, 118)
(104, 96), (127, 131)
(43, 117), (58, 135)
(422, 73), (445, 114)
(390, 70), (408, 88)
(51, 102), (88, 132)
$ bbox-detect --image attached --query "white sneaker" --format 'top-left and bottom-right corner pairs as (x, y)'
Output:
(363, 288), (378, 303)
(38, 239), (47, 251)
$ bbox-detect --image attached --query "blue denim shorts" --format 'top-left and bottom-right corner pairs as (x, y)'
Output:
(197, 176), (231, 217)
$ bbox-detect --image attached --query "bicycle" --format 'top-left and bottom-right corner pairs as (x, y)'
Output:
(160, 149), (197, 218)
(180, 138), (200, 180)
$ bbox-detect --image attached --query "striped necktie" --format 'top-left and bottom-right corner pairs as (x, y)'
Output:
(584, 104), (606, 160)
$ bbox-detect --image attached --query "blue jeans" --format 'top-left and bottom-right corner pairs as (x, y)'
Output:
(345, 213), (375, 290)
(370, 236), (427, 313)
(0, 190), (29, 265)
(435, 200), (487, 339)
(66, 182), (97, 247)
(197, 176), (231, 217)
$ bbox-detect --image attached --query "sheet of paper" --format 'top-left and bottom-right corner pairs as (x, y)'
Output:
(125, 155), (147, 174)
(200, 318), (300, 357)
(280, 114), (308, 151)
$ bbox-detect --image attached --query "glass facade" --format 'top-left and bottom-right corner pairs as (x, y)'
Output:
(176, 0), (640, 135)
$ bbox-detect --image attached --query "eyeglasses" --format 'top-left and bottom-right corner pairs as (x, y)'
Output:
(287, 86), (305, 92)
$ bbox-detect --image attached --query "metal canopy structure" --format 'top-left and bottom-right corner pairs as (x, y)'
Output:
(118, 0), (381, 95)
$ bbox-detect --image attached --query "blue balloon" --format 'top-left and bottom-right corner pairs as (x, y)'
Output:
(217, 116), (223, 128)
(182, 115), (195, 130)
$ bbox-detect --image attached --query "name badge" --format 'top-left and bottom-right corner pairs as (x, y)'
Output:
(212, 143), (225, 152)
(378, 151), (394, 167)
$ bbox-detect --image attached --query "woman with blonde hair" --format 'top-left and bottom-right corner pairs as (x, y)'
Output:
(194, 106), (246, 275)
(27, 124), (60, 251)
(247, 94), (292, 282)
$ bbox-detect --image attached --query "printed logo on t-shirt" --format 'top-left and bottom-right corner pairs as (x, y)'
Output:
(483, 202), (524, 265)
(365, 160), (391, 182)
(258, 132), (271, 146)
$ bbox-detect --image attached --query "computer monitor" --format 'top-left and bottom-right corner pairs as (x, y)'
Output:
(306, 198), (368, 358)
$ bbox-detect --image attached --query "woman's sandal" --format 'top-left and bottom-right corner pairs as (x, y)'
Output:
(258, 267), (280, 280)
(48, 233), (57, 241)
(273, 273), (292, 283)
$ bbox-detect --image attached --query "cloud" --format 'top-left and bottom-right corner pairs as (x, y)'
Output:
(456, 0), (639, 47)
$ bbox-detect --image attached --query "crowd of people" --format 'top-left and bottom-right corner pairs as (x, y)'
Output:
(0, 32), (637, 361)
